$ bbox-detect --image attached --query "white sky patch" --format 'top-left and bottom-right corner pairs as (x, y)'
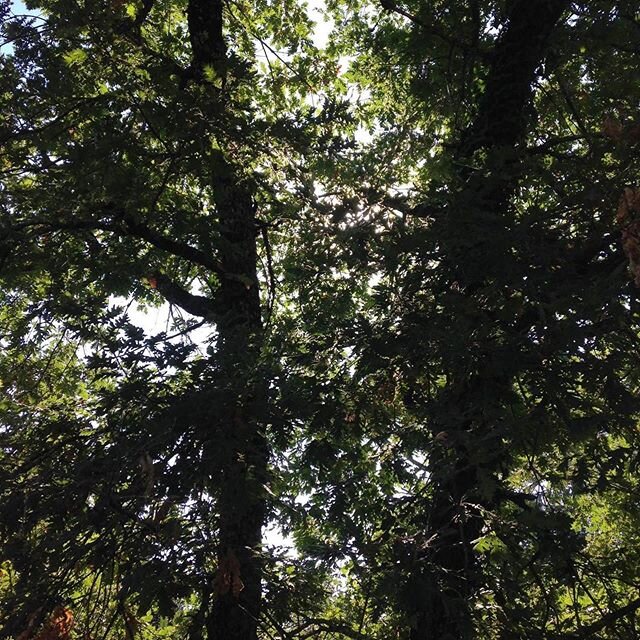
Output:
(109, 296), (212, 353)
(264, 522), (297, 557)
(307, 0), (334, 49)
(2, 1), (35, 55)
(8, 0), (28, 15)
(125, 299), (172, 334)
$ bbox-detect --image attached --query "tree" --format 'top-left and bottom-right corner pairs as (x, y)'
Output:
(3, 0), (640, 639)
(0, 0), (338, 637)
(277, 0), (640, 637)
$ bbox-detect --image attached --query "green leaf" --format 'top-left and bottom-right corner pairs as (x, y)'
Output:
(63, 48), (87, 67)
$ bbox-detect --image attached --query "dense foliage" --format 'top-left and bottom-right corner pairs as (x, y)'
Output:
(2, 0), (640, 638)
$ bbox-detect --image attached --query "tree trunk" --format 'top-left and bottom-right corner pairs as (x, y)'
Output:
(182, 1), (268, 637)
(408, 2), (569, 638)
(205, 158), (267, 640)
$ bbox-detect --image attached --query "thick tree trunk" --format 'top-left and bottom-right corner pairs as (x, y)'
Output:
(409, 2), (569, 638)
(201, 157), (267, 640)
(408, 445), (486, 640)
(205, 159), (267, 640)
(182, 2), (268, 637)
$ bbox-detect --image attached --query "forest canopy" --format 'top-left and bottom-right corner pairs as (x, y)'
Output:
(1, 0), (640, 638)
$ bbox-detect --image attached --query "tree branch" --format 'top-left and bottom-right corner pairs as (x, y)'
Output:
(379, 0), (476, 53)
(118, 211), (226, 277)
(290, 617), (372, 640)
(460, 0), (570, 155)
(133, 0), (156, 30)
(152, 272), (221, 320)
(558, 597), (640, 639)
(5, 213), (226, 278)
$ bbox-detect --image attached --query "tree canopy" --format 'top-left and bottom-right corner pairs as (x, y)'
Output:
(2, 0), (640, 638)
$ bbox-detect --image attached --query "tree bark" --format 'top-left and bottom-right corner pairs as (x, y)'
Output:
(409, 2), (569, 638)
(205, 157), (267, 640)
(183, 1), (267, 638)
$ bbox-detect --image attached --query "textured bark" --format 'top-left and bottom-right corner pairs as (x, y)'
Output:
(183, 2), (267, 638)
(461, 0), (570, 156)
(409, 2), (569, 639)
(205, 158), (267, 640)
(187, 0), (227, 79)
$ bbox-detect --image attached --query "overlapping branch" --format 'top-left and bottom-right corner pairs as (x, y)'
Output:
(1, 212), (228, 319)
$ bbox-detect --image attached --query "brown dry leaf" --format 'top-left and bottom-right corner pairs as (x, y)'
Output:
(214, 549), (245, 598)
(617, 197), (630, 225)
(602, 115), (624, 140)
(625, 187), (640, 211)
(622, 220), (640, 286)
(616, 187), (640, 225)
(603, 116), (640, 145)
(32, 607), (74, 640)
(139, 452), (155, 496)
(434, 431), (452, 447)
